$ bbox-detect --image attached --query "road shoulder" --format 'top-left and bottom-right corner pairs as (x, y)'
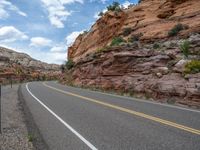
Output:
(18, 84), (49, 150)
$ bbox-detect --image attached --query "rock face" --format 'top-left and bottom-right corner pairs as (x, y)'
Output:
(66, 0), (200, 108)
(69, 33), (200, 108)
(0, 46), (61, 84)
(68, 0), (200, 62)
(0, 47), (59, 70)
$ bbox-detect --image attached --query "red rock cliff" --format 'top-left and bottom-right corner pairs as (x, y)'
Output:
(68, 0), (200, 62)
(64, 0), (200, 108)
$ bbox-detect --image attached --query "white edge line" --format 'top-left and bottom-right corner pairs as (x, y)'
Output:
(52, 82), (200, 113)
(25, 83), (98, 150)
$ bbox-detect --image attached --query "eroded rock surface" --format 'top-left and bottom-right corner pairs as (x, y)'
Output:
(70, 34), (200, 108)
(68, 0), (200, 62)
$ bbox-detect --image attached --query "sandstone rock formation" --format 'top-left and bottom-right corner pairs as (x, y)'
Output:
(68, 0), (200, 62)
(70, 34), (200, 108)
(0, 46), (60, 84)
(0, 47), (59, 70)
(66, 0), (200, 108)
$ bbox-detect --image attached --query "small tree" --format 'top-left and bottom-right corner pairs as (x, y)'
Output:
(98, 12), (104, 17)
(168, 23), (185, 37)
(65, 59), (74, 70)
(180, 40), (190, 58)
(60, 64), (65, 73)
(107, 1), (121, 12)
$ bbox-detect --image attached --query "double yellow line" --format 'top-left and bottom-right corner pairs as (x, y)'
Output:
(43, 82), (200, 135)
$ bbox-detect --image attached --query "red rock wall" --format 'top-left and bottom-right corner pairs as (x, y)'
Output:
(68, 0), (200, 62)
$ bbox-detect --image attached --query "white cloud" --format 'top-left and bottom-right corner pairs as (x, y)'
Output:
(0, 26), (28, 43)
(30, 37), (52, 47)
(0, 44), (66, 64)
(94, 12), (99, 19)
(0, 0), (27, 19)
(41, 0), (83, 28)
(33, 51), (66, 64)
(121, 1), (135, 8)
(50, 45), (66, 52)
(90, 0), (107, 4)
(65, 31), (83, 46)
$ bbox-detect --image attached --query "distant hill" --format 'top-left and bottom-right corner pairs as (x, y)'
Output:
(0, 46), (60, 84)
(0, 46), (59, 71)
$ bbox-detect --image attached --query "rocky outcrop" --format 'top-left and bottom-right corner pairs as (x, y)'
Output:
(70, 34), (200, 108)
(0, 47), (59, 70)
(65, 0), (200, 108)
(0, 46), (61, 84)
(68, 0), (200, 62)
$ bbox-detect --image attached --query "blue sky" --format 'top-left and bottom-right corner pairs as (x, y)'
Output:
(0, 0), (138, 64)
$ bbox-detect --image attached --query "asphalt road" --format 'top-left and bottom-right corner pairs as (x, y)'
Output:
(20, 81), (200, 150)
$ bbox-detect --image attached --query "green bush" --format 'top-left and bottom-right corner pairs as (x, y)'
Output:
(184, 60), (200, 74)
(60, 64), (65, 73)
(168, 23), (184, 37)
(28, 134), (34, 142)
(153, 43), (160, 49)
(98, 12), (104, 17)
(128, 33), (143, 42)
(123, 28), (132, 36)
(96, 46), (111, 53)
(110, 37), (125, 46)
(180, 40), (190, 58)
(107, 2), (121, 12)
(65, 59), (74, 70)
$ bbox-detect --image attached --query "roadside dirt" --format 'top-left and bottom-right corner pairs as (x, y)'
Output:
(0, 84), (48, 150)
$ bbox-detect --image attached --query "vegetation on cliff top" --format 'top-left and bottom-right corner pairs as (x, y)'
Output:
(107, 2), (121, 12)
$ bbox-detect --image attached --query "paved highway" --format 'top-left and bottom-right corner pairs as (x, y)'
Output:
(20, 81), (200, 150)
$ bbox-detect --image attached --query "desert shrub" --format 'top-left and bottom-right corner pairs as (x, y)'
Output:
(128, 33), (143, 42)
(107, 2), (121, 12)
(123, 28), (132, 36)
(60, 64), (65, 73)
(180, 40), (190, 58)
(65, 59), (74, 70)
(153, 43), (160, 49)
(168, 23), (185, 37)
(98, 12), (104, 17)
(184, 60), (200, 74)
(96, 46), (111, 53)
(138, 0), (142, 3)
(110, 37), (125, 46)
(28, 134), (34, 142)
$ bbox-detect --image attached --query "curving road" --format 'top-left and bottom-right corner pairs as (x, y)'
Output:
(20, 81), (200, 150)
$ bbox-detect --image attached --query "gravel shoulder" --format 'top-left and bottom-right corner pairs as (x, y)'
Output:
(0, 84), (48, 150)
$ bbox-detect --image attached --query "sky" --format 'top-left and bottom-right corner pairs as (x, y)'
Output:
(0, 0), (138, 64)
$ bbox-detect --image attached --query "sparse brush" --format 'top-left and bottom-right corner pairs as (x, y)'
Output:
(122, 28), (132, 36)
(28, 134), (34, 142)
(110, 37), (125, 46)
(180, 40), (190, 58)
(65, 59), (74, 70)
(107, 1), (121, 12)
(153, 43), (160, 49)
(168, 23), (185, 37)
(184, 60), (200, 74)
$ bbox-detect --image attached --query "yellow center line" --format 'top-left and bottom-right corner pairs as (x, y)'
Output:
(43, 82), (200, 135)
